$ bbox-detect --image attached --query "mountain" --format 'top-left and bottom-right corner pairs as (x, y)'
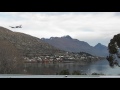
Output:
(42, 35), (108, 56)
(94, 43), (108, 55)
(0, 26), (65, 59)
(0, 27), (106, 73)
(94, 43), (107, 50)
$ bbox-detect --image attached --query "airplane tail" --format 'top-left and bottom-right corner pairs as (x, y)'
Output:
(20, 25), (22, 28)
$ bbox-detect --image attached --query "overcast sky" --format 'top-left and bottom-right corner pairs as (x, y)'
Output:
(0, 12), (120, 46)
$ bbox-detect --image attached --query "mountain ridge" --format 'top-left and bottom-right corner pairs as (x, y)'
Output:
(0, 26), (65, 58)
(0, 26), (106, 73)
(42, 35), (108, 56)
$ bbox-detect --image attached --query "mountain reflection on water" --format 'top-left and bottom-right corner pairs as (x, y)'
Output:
(24, 59), (120, 75)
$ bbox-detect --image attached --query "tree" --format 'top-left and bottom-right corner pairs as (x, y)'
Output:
(59, 69), (70, 75)
(107, 34), (120, 67)
(72, 70), (81, 75)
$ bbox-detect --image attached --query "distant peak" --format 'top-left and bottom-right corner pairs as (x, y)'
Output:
(97, 43), (102, 45)
(62, 35), (72, 39)
(41, 38), (45, 40)
(95, 43), (102, 47)
(95, 43), (107, 47)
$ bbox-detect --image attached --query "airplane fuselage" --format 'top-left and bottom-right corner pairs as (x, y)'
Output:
(9, 25), (22, 28)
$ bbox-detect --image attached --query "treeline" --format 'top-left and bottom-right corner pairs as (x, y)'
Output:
(56, 69), (104, 75)
(72, 52), (93, 56)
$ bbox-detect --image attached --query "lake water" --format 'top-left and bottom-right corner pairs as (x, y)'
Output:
(24, 59), (120, 75)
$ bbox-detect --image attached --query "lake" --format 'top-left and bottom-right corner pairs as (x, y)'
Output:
(24, 59), (120, 75)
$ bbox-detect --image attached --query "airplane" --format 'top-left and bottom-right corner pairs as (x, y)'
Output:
(9, 25), (22, 28)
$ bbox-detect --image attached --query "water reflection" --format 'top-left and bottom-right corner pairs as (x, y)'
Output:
(25, 59), (120, 75)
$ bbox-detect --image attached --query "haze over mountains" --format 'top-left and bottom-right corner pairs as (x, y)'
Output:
(42, 35), (108, 56)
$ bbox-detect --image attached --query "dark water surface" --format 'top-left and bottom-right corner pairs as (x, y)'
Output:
(25, 59), (120, 75)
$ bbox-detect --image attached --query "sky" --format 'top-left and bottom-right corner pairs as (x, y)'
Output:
(0, 12), (120, 46)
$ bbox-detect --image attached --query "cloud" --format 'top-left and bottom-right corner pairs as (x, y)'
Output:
(0, 12), (120, 46)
